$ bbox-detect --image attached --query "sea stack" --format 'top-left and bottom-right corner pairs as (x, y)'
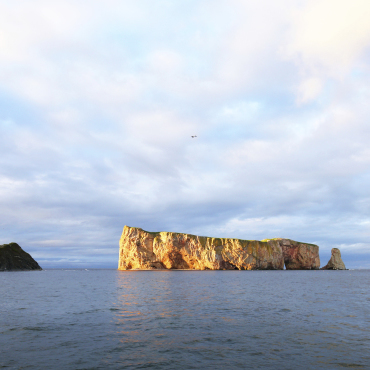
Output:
(321, 248), (346, 270)
(118, 226), (320, 270)
(0, 243), (42, 271)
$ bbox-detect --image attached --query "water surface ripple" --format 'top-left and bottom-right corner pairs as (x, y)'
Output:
(0, 270), (369, 369)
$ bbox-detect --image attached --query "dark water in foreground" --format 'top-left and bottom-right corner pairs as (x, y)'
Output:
(0, 270), (369, 369)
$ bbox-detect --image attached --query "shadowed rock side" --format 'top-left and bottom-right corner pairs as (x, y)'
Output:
(276, 238), (321, 270)
(321, 248), (346, 270)
(118, 226), (320, 270)
(0, 243), (42, 271)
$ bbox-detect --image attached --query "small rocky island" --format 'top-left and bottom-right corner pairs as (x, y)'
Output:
(0, 243), (42, 271)
(118, 226), (322, 270)
(321, 248), (346, 270)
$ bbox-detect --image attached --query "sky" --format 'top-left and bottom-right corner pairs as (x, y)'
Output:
(1, 0), (370, 269)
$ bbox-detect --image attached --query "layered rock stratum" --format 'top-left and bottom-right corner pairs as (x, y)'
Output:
(0, 243), (42, 271)
(321, 248), (346, 270)
(118, 226), (320, 270)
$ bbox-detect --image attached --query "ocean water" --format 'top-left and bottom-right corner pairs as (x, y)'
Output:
(0, 270), (369, 369)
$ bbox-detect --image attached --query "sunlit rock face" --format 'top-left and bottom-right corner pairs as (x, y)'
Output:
(118, 226), (320, 270)
(0, 243), (42, 271)
(321, 248), (346, 270)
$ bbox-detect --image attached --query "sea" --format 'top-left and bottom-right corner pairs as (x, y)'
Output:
(0, 269), (369, 369)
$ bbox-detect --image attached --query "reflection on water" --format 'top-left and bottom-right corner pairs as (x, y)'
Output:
(109, 270), (370, 369)
(0, 269), (369, 369)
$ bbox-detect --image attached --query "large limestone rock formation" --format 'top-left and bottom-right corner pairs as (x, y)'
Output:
(0, 243), (42, 271)
(118, 226), (320, 270)
(321, 248), (346, 270)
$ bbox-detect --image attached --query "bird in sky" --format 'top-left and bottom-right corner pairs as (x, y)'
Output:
(191, 135), (197, 138)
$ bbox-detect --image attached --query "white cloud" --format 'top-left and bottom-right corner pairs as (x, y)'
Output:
(220, 101), (261, 122)
(296, 77), (323, 104)
(0, 0), (370, 267)
(285, 0), (370, 82)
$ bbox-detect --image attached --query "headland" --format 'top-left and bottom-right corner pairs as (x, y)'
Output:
(118, 226), (322, 270)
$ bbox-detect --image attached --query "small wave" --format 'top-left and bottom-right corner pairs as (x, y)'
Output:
(24, 326), (47, 331)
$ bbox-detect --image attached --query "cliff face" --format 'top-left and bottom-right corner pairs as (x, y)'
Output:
(322, 248), (346, 270)
(0, 243), (42, 271)
(279, 239), (321, 270)
(118, 226), (320, 270)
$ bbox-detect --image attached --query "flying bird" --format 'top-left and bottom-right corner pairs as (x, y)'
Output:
(191, 135), (197, 138)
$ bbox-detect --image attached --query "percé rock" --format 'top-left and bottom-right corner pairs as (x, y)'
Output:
(321, 248), (346, 270)
(118, 226), (320, 270)
(0, 243), (42, 271)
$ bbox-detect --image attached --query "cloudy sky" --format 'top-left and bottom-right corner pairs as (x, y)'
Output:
(1, 0), (370, 268)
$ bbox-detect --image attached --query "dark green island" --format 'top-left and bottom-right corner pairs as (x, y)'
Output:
(0, 243), (42, 271)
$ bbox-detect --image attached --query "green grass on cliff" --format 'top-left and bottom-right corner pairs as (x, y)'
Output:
(126, 226), (268, 246)
(0, 243), (21, 251)
(125, 226), (317, 249)
(261, 238), (318, 247)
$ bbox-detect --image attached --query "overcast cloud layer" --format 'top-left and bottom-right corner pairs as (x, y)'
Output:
(1, 0), (370, 268)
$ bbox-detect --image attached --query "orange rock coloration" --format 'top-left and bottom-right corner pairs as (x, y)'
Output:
(118, 226), (320, 270)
